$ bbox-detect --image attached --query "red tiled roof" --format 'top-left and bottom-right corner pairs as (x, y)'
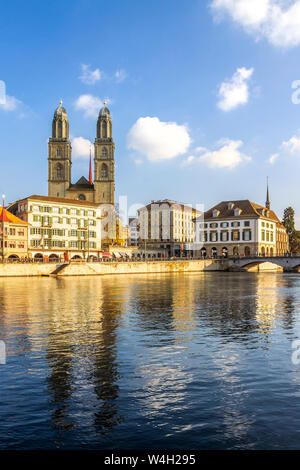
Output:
(204, 200), (280, 222)
(0, 207), (29, 225)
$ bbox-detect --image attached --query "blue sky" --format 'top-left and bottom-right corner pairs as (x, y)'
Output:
(1, 0), (300, 224)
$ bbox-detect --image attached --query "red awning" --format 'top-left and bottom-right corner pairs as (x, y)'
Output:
(102, 253), (112, 257)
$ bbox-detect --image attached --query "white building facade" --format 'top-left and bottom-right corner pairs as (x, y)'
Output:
(128, 217), (139, 246)
(195, 200), (287, 257)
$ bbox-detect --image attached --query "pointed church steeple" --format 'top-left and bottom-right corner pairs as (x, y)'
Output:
(89, 146), (93, 184)
(266, 177), (270, 209)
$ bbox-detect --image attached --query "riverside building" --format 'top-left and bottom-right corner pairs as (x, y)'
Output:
(138, 200), (201, 258)
(0, 206), (30, 261)
(8, 195), (102, 261)
(195, 199), (289, 258)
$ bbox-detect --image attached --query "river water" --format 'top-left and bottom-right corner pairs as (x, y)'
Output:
(1, 272), (300, 450)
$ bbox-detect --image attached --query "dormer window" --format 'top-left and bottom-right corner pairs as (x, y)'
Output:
(228, 202), (234, 210)
(234, 208), (241, 216)
(212, 209), (220, 217)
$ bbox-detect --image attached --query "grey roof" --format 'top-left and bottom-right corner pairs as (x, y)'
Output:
(99, 106), (110, 118)
(76, 176), (90, 185)
(54, 103), (67, 118)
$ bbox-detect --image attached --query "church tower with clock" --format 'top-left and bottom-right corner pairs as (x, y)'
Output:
(48, 100), (115, 205)
(94, 102), (115, 205)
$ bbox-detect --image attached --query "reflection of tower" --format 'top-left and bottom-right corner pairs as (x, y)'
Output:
(92, 285), (123, 432)
(48, 101), (72, 198)
(94, 103), (115, 204)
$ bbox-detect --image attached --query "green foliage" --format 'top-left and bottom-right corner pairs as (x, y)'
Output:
(283, 207), (300, 252)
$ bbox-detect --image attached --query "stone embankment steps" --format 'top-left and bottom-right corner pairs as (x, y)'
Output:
(48, 263), (69, 276)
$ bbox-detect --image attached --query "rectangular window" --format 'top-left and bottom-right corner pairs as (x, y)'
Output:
(221, 232), (228, 242)
(244, 221), (250, 227)
(262, 231), (265, 241)
(233, 230), (240, 241)
(244, 231), (251, 241)
(210, 232), (218, 242)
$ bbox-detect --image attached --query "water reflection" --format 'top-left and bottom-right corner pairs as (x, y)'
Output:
(0, 273), (300, 449)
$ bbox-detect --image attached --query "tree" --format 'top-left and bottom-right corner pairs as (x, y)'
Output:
(282, 207), (299, 252)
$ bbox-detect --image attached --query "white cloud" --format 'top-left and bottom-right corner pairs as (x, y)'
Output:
(0, 95), (22, 112)
(268, 152), (280, 164)
(79, 64), (101, 85)
(218, 67), (254, 111)
(115, 69), (127, 83)
(211, 0), (300, 48)
(72, 137), (93, 159)
(282, 135), (300, 154)
(267, 134), (300, 165)
(127, 117), (191, 162)
(183, 139), (251, 169)
(74, 94), (107, 118)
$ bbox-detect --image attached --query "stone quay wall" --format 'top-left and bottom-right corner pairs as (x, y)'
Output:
(0, 259), (226, 277)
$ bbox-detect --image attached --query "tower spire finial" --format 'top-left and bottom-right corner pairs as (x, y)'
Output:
(266, 176), (270, 209)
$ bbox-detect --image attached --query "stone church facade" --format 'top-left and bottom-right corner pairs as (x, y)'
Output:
(48, 101), (115, 205)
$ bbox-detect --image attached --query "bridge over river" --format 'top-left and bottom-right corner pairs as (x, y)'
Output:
(228, 256), (300, 272)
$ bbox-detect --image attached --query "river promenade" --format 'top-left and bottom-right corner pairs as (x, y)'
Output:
(0, 259), (225, 277)
(1, 256), (299, 277)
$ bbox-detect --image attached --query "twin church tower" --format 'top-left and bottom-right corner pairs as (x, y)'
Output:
(48, 101), (115, 204)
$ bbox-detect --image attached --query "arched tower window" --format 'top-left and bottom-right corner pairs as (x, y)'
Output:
(57, 148), (62, 157)
(56, 163), (64, 180)
(102, 121), (107, 138)
(78, 194), (86, 200)
(101, 163), (108, 178)
(101, 147), (108, 158)
(58, 121), (62, 138)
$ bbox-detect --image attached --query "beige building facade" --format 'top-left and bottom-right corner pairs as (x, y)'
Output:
(138, 200), (201, 257)
(0, 207), (29, 261)
(8, 195), (102, 261)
